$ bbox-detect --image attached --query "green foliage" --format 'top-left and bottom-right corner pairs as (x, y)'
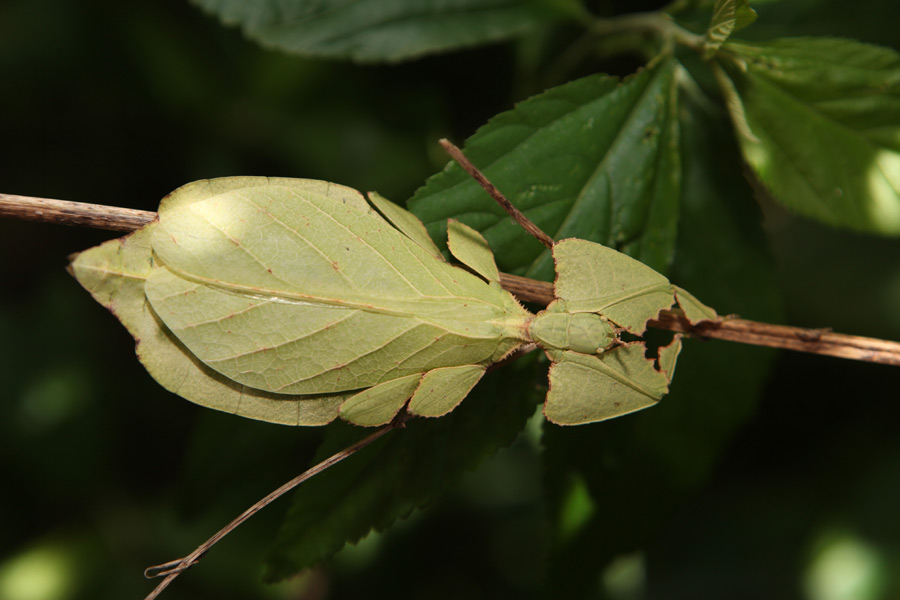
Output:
(719, 37), (900, 234)
(703, 0), (757, 58)
(3, 1), (900, 599)
(409, 59), (682, 278)
(191, 0), (573, 62)
(266, 351), (542, 579)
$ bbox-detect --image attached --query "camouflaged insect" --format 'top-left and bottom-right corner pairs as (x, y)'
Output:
(70, 177), (716, 426)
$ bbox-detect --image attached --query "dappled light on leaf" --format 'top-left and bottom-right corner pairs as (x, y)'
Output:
(720, 38), (900, 234)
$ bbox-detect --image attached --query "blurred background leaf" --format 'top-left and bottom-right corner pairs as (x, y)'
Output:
(719, 38), (900, 235)
(191, 0), (577, 63)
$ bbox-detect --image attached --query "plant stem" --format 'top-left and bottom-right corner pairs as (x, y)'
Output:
(0, 192), (155, 231)
(2, 192), (900, 367)
(588, 11), (705, 52)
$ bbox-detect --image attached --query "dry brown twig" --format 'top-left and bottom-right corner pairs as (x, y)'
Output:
(2, 182), (899, 367)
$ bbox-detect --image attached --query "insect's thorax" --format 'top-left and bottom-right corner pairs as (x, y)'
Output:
(528, 308), (615, 358)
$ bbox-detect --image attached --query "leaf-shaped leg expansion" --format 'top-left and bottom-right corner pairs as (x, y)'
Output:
(408, 365), (486, 418)
(338, 365), (487, 426)
(338, 374), (422, 427)
(543, 341), (681, 425)
(552, 238), (676, 333)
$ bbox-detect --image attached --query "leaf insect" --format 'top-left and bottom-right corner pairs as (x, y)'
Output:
(67, 141), (717, 597)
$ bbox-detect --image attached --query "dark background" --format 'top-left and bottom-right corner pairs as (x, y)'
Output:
(1, 1), (900, 598)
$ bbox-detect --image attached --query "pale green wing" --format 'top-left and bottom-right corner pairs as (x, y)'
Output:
(151, 179), (515, 312)
(159, 176), (370, 215)
(446, 219), (501, 283)
(407, 365), (486, 417)
(145, 265), (510, 394)
(367, 191), (442, 258)
(147, 179), (531, 395)
(543, 345), (671, 425)
(552, 238), (675, 333)
(68, 226), (348, 426)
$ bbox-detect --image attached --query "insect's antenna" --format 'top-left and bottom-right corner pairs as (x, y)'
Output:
(142, 413), (410, 600)
(439, 139), (555, 249)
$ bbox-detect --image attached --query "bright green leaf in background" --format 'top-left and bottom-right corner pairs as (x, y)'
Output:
(408, 57), (682, 279)
(719, 37), (900, 235)
(191, 0), (570, 63)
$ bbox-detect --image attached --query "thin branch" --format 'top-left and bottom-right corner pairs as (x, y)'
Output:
(650, 311), (900, 367)
(499, 272), (900, 366)
(0, 193), (155, 231)
(438, 139), (556, 249)
(2, 191), (900, 367)
(142, 415), (407, 600)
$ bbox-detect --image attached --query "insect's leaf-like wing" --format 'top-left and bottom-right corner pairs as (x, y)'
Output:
(68, 226), (349, 426)
(152, 178), (512, 310)
(147, 179), (530, 395)
(543, 346), (670, 425)
(145, 265), (491, 395)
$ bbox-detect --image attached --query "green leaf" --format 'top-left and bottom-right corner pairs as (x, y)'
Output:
(408, 57), (682, 279)
(720, 37), (900, 234)
(703, 0), (757, 59)
(264, 352), (542, 580)
(541, 75), (782, 596)
(191, 0), (564, 63)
